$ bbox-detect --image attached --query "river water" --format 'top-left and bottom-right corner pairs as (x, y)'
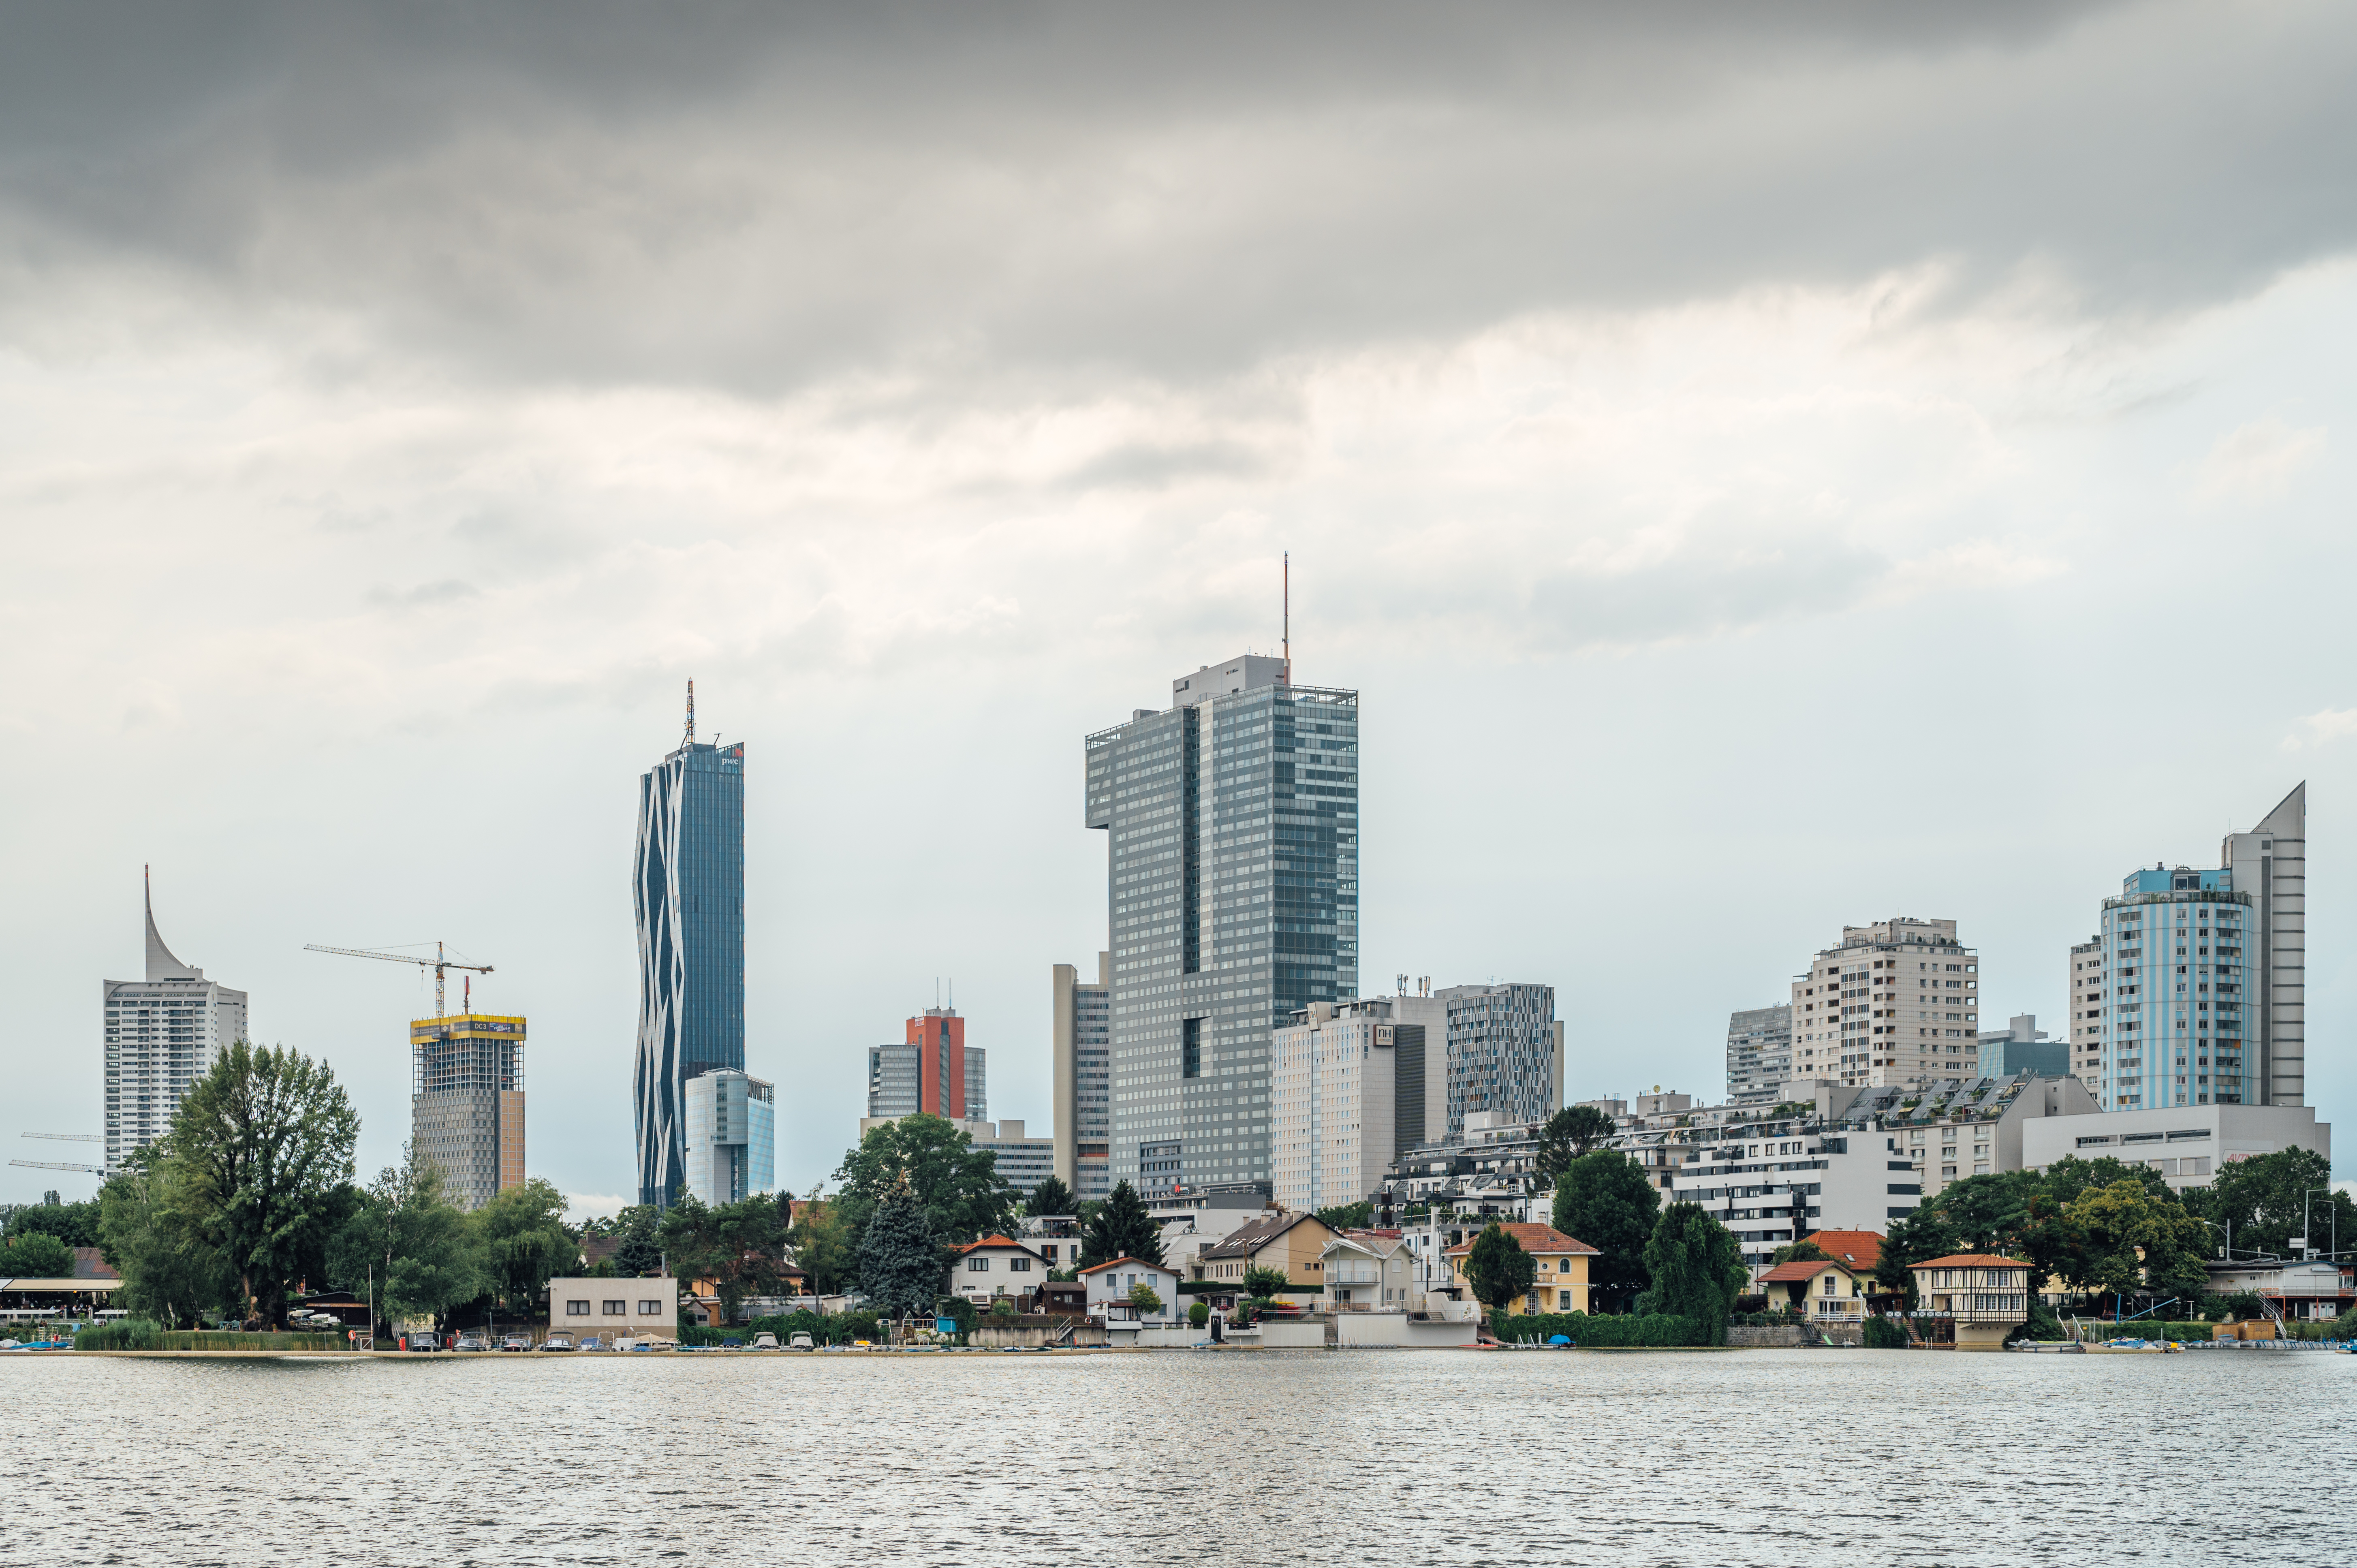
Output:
(4, 1348), (2348, 1565)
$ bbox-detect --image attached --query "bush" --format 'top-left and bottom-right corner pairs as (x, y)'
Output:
(1493, 1312), (1701, 1348)
(1862, 1316), (1910, 1349)
(1188, 1302), (1209, 1328)
(74, 1318), (165, 1351)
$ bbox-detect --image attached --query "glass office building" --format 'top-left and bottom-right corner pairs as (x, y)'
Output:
(634, 733), (747, 1207)
(1085, 653), (1359, 1193)
(684, 1068), (775, 1205)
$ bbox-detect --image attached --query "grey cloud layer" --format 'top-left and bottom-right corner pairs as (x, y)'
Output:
(4, 1), (2351, 391)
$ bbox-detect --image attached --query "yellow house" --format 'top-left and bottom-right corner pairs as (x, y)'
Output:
(1759, 1257), (1867, 1322)
(1444, 1222), (1598, 1316)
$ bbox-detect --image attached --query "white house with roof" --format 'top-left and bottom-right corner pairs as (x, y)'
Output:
(1079, 1257), (1183, 1320)
(949, 1235), (1049, 1303)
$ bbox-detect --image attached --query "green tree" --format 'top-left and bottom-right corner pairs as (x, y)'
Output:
(2041, 1154), (2173, 1209)
(659, 1192), (789, 1323)
(2069, 1179), (2211, 1310)
(835, 1114), (1015, 1246)
(471, 1177), (575, 1327)
(0, 1230), (72, 1277)
(326, 1144), (479, 1333)
(788, 1197), (854, 1295)
(1535, 1105), (1618, 1184)
(1313, 1201), (1373, 1232)
(610, 1205), (665, 1276)
(1930, 1171), (2044, 1254)
(1635, 1204), (1747, 1344)
(1079, 1180), (1165, 1267)
(1025, 1175), (1078, 1219)
(1463, 1222), (1537, 1315)
(1127, 1281), (1166, 1316)
(1, 1197), (102, 1248)
(1241, 1264), (1293, 1299)
(1551, 1151), (1660, 1311)
(1769, 1239), (1830, 1266)
(1873, 1207), (1961, 1307)
(97, 1152), (236, 1329)
(168, 1041), (361, 1328)
(858, 1180), (947, 1319)
(2185, 1146), (2353, 1259)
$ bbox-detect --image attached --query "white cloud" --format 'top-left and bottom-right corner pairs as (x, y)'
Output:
(565, 1193), (631, 1221)
(2197, 418), (2326, 502)
(2283, 707), (2357, 752)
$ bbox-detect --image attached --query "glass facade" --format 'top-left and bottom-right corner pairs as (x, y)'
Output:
(634, 739), (746, 1207)
(1075, 978), (1111, 1200)
(2098, 867), (2255, 1109)
(684, 1068), (775, 1205)
(1086, 658), (1359, 1193)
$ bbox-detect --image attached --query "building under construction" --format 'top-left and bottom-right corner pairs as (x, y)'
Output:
(409, 1011), (526, 1210)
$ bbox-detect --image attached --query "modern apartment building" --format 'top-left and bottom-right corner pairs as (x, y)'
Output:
(684, 1067), (776, 1206)
(409, 1010), (526, 1210)
(2079, 785), (2307, 1113)
(1085, 652), (1359, 1193)
(866, 1006), (987, 1122)
(103, 871), (249, 1173)
(1974, 1014), (2065, 1081)
(632, 696), (747, 1208)
(1391, 982), (1560, 1136)
(1270, 998), (1428, 1213)
(2067, 938), (2104, 1096)
(1725, 1004), (1794, 1107)
(1051, 955), (1113, 1202)
(1787, 917), (1978, 1089)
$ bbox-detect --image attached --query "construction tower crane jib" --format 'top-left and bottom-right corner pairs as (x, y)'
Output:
(304, 941), (493, 1019)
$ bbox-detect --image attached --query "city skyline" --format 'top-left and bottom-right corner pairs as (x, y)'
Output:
(10, 4), (2357, 1209)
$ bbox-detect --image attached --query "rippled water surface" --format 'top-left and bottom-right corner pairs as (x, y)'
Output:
(6, 1348), (2350, 1565)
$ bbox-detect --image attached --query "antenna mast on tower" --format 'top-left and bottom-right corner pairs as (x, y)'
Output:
(1282, 551), (1291, 686)
(685, 679), (696, 746)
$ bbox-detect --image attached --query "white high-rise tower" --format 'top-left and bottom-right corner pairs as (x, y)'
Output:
(103, 869), (248, 1172)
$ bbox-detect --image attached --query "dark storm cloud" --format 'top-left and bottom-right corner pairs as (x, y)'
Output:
(1, 1), (2351, 391)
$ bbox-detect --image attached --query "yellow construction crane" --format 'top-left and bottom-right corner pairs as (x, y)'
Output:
(305, 941), (493, 1018)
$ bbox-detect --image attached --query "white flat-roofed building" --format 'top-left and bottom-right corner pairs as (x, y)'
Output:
(2021, 1102), (2329, 1194)
(547, 1276), (677, 1339)
(1271, 999), (1429, 1214)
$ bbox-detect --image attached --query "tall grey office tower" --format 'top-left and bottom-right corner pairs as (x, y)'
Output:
(105, 870), (248, 1173)
(633, 688), (746, 1208)
(1086, 653), (1359, 1193)
(2224, 783), (2306, 1106)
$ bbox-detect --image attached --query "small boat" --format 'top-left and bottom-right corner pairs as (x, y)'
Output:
(2007, 1340), (2086, 1353)
(2085, 1337), (2180, 1354)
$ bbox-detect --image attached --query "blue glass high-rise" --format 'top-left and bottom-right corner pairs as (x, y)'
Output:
(635, 729), (746, 1207)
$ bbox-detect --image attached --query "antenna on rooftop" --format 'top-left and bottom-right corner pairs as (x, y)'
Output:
(1282, 551), (1291, 686)
(685, 679), (696, 746)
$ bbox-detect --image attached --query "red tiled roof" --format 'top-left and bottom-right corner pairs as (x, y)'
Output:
(1442, 1222), (1599, 1258)
(954, 1234), (1043, 1258)
(1912, 1253), (2029, 1269)
(1759, 1258), (1853, 1284)
(1801, 1230), (1884, 1273)
(1077, 1256), (1167, 1276)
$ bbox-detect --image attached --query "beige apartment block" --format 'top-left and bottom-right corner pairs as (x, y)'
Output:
(2066, 937), (2105, 1097)
(1788, 917), (1979, 1089)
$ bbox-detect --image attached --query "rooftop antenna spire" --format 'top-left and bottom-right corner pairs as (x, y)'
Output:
(1282, 551), (1291, 686)
(685, 679), (696, 746)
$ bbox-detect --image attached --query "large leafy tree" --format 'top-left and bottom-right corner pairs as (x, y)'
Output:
(858, 1179), (946, 1319)
(1551, 1151), (1660, 1311)
(97, 1152), (237, 1329)
(1534, 1106), (1618, 1185)
(0, 1230), (72, 1276)
(1, 1197), (101, 1248)
(1872, 1207), (1962, 1307)
(2185, 1146), (2353, 1258)
(1463, 1222), (1537, 1313)
(169, 1042), (361, 1328)
(470, 1177), (575, 1325)
(1079, 1180), (1164, 1267)
(1635, 1204), (1747, 1344)
(1025, 1175), (1078, 1219)
(658, 1192), (789, 1323)
(2041, 1154), (2173, 1209)
(835, 1114), (1015, 1246)
(788, 1196), (854, 1295)
(2069, 1179), (2211, 1308)
(327, 1145), (480, 1332)
(1932, 1171), (2045, 1254)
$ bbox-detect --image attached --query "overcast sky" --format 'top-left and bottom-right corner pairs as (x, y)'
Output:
(5, 1), (2354, 1213)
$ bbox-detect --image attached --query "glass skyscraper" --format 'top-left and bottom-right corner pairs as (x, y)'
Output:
(1085, 653), (1359, 1194)
(634, 726), (746, 1207)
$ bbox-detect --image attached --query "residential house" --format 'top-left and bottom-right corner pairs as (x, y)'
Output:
(950, 1235), (1050, 1303)
(1443, 1222), (1599, 1316)
(1758, 1257), (1868, 1325)
(1908, 1254), (2031, 1351)
(1319, 1233), (1418, 1312)
(547, 1276), (677, 1339)
(1192, 1211), (1339, 1291)
(1018, 1214), (1085, 1273)
(1080, 1257), (1183, 1320)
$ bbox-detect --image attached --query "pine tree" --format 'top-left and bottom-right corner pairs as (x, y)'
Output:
(1079, 1180), (1163, 1267)
(1025, 1175), (1078, 1219)
(858, 1178), (947, 1319)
